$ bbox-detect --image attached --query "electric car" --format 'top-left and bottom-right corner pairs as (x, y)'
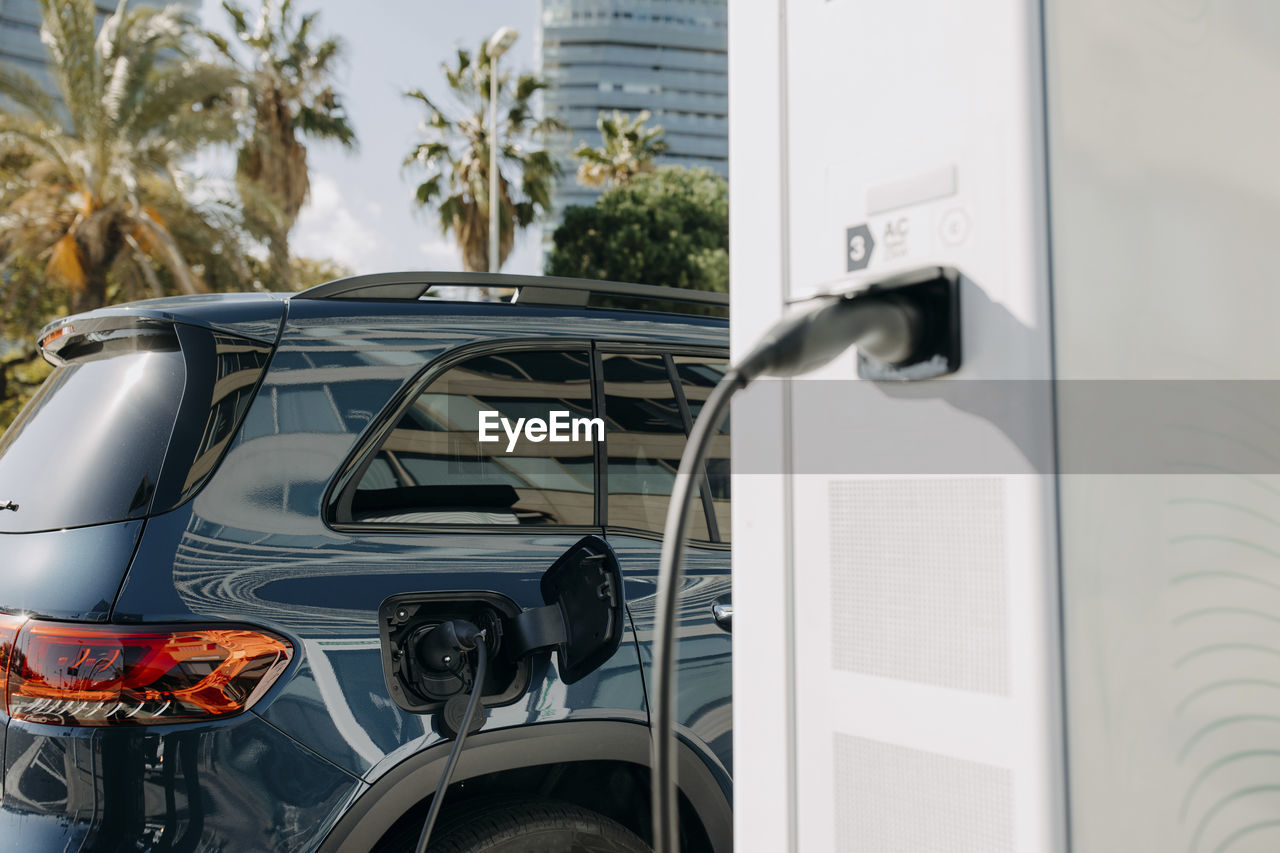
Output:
(0, 273), (732, 852)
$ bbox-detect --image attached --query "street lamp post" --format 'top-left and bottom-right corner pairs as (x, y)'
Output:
(487, 26), (518, 275)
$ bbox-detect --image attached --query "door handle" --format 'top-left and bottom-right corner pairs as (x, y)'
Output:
(711, 602), (733, 632)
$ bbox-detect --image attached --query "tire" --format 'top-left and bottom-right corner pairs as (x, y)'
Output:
(425, 800), (651, 853)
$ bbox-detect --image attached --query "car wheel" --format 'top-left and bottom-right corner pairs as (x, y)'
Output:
(424, 800), (651, 853)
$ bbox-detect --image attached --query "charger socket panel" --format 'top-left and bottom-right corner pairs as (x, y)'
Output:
(378, 591), (529, 714)
(856, 266), (962, 381)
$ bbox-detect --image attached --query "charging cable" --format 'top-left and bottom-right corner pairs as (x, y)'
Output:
(650, 290), (924, 852)
(415, 628), (489, 853)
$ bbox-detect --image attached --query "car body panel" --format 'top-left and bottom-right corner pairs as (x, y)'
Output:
(1, 715), (362, 852)
(0, 521), (143, 621)
(317, 719), (732, 853)
(612, 535), (734, 783)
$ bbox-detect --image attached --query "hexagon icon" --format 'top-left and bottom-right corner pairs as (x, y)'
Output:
(845, 223), (875, 272)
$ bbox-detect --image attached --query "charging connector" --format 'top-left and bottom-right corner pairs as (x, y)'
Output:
(413, 624), (490, 853)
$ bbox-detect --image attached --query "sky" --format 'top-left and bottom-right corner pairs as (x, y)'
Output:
(199, 0), (545, 276)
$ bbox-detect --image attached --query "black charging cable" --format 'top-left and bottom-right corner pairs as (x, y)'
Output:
(415, 630), (489, 853)
(650, 291), (924, 853)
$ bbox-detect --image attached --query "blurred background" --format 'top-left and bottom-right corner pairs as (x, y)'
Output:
(0, 0), (729, 428)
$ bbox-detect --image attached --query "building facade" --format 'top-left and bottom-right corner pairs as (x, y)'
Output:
(539, 0), (728, 218)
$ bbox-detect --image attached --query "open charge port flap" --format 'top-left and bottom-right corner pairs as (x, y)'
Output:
(507, 535), (624, 685)
(377, 536), (626, 714)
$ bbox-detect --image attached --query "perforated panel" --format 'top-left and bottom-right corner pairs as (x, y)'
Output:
(829, 478), (1009, 694)
(834, 734), (1015, 852)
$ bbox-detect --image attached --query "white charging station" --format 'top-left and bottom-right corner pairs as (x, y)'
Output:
(729, 1), (1280, 850)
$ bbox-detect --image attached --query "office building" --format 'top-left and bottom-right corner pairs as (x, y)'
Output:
(539, 0), (728, 218)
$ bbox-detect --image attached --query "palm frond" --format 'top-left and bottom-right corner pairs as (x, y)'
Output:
(413, 175), (443, 207)
(0, 116), (75, 178)
(205, 29), (236, 62)
(0, 63), (60, 126)
(310, 37), (340, 73)
(223, 1), (251, 39)
(514, 74), (546, 102)
(39, 0), (101, 138)
(296, 101), (355, 147)
(403, 141), (451, 169)
(109, 60), (237, 153)
(46, 232), (85, 291)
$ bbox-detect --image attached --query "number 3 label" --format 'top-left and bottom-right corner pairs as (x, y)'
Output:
(849, 235), (866, 262)
(845, 224), (874, 272)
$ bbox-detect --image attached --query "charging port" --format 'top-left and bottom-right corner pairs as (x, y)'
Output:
(855, 266), (962, 381)
(378, 535), (626, 716)
(379, 592), (526, 714)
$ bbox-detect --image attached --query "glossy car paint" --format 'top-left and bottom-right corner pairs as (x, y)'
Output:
(0, 523), (143, 621)
(1, 293), (730, 850)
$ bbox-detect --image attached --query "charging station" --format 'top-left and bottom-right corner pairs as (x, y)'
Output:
(729, 2), (1280, 851)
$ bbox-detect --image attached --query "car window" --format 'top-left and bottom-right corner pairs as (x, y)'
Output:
(0, 343), (186, 533)
(601, 352), (717, 540)
(0, 326), (276, 534)
(349, 349), (596, 526)
(673, 355), (731, 541)
(178, 334), (273, 499)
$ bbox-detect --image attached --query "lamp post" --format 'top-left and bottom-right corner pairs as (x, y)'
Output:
(487, 26), (518, 275)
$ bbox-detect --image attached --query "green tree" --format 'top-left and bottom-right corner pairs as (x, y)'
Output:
(210, 0), (356, 291)
(547, 167), (728, 293)
(574, 109), (668, 189)
(0, 257), (58, 432)
(0, 0), (244, 315)
(252, 253), (351, 291)
(404, 45), (561, 272)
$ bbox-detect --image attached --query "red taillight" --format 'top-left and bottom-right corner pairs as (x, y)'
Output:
(0, 612), (24, 694)
(1, 620), (291, 726)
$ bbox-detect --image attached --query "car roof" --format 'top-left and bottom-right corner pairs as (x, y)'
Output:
(43, 274), (727, 349)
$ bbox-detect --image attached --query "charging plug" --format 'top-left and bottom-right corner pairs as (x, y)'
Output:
(416, 619), (482, 671)
(734, 267), (961, 383)
(411, 619), (490, 738)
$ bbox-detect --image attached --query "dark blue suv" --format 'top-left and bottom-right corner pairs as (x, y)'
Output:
(0, 273), (731, 852)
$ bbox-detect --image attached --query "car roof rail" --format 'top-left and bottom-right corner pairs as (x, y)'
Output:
(294, 271), (728, 316)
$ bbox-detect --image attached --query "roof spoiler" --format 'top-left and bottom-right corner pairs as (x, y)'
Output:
(37, 317), (180, 367)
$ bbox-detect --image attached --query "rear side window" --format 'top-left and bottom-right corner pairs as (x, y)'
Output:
(600, 351), (730, 542)
(0, 342), (185, 533)
(349, 349), (596, 526)
(673, 355), (731, 541)
(600, 353), (696, 537)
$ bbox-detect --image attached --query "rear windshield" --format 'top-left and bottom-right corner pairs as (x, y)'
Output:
(0, 324), (273, 533)
(0, 345), (186, 533)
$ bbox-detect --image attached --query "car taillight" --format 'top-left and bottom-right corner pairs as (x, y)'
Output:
(0, 612), (23, 694)
(0, 619), (291, 726)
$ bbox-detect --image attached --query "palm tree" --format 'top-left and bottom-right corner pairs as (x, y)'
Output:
(210, 0), (356, 291)
(574, 110), (668, 189)
(404, 45), (561, 273)
(0, 0), (244, 314)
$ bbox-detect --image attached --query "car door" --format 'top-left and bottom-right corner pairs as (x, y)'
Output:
(206, 340), (650, 780)
(596, 346), (734, 781)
